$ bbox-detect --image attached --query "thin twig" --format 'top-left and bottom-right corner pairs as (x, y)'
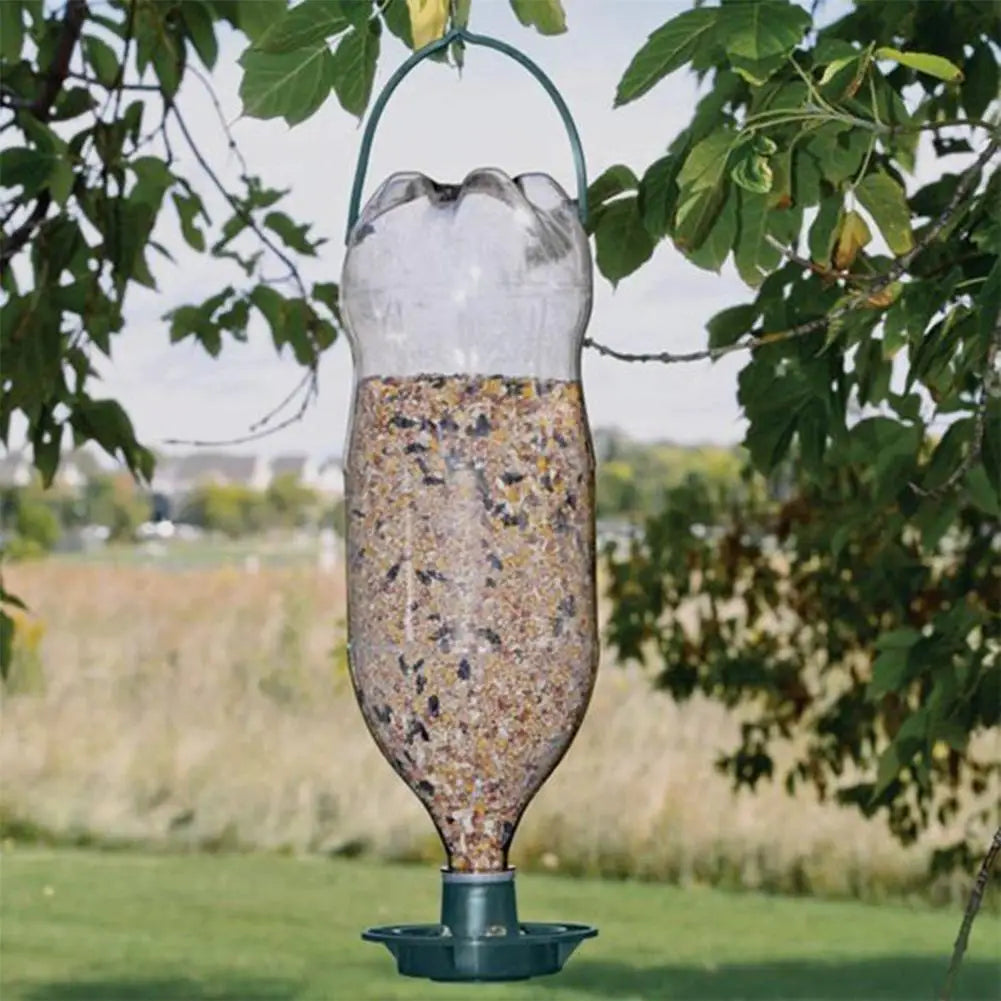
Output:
(67, 72), (160, 91)
(249, 368), (314, 433)
(188, 63), (249, 178)
(166, 102), (323, 445)
(169, 104), (308, 301)
(161, 388), (318, 449)
(585, 316), (830, 365)
(940, 825), (1001, 1001)
(763, 233), (870, 283)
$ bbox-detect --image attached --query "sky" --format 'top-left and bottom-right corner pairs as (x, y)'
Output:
(84, 0), (758, 462)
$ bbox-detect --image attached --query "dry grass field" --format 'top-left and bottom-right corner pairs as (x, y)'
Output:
(0, 557), (967, 902)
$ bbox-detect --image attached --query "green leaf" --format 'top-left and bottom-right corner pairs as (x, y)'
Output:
(133, 1), (159, 74)
(0, 610), (12, 682)
(312, 281), (341, 324)
(984, 400), (1001, 496)
(82, 34), (119, 87)
(707, 304), (755, 349)
(875, 46), (963, 83)
(731, 146), (774, 195)
(339, 0), (373, 29)
(172, 191), (208, 252)
(675, 184), (727, 258)
(729, 50), (787, 86)
(819, 54), (859, 87)
(381, 0), (413, 47)
(719, 0), (810, 62)
(872, 743), (901, 800)
(808, 196), (843, 267)
(977, 257), (1001, 345)
(0, 148), (56, 199)
(255, 0), (350, 53)
(453, 0), (471, 30)
(734, 191), (780, 287)
(32, 421), (64, 487)
(894, 708), (928, 757)
(153, 28), (185, 95)
(0, 1), (24, 62)
(594, 197), (655, 287)
(615, 8), (717, 107)
(181, 0), (218, 69)
(677, 128), (735, 194)
(687, 185), (737, 273)
(130, 156), (174, 211)
(48, 157), (74, 206)
(250, 284), (287, 342)
(589, 165), (638, 208)
(330, 20), (380, 119)
(855, 172), (914, 256)
(263, 211), (318, 254)
(804, 123), (869, 187)
(72, 398), (153, 481)
(870, 647), (913, 698)
(509, 0), (566, 35)
(167, 304), (214, 348)
(235, 0), (289, 42)
(239, 44), (333, 125)
(217, 297), (250, 339)
(962, 43), (999, 121)
(52, 87), (96, 122)
(875, 627), (922, 652)
(637, 155), (680, 241)
(966, 465), (1001, 517)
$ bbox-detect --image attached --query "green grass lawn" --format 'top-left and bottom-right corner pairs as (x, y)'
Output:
(1, 850), (998, 1001)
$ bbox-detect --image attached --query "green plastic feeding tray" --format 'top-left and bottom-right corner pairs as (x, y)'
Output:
(363, 871), (596, 982)
(340, 24), (598, 985)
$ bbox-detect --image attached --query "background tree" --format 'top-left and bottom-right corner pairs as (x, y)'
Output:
(1, 0), (998, 914)
(586, 0), (1001, 887)
(82, 471), (150, 540)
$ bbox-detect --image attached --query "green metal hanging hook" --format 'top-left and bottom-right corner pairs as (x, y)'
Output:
(345, 25), (588, 243)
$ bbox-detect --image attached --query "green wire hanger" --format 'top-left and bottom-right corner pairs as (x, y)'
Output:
(345, 24), (588, 243)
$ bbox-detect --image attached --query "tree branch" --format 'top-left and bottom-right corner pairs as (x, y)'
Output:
(188, 64), (249, 178)
(0, 193), (50, 275)
(32, 0), (88, 121)
(940, 824), (1001, 1001)
(0, 0), (88, 274)
(585, 133), (1001, 366)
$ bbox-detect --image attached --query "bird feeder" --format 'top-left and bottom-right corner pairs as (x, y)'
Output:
(340, 26), (598, 983)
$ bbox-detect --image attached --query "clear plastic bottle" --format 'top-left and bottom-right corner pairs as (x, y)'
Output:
(342, 167), (597, 873)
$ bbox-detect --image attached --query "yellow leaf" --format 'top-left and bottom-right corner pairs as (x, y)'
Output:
(406, 0), (448, 49)
(833, 210), (871, 271)
(864, 281), (902, 309)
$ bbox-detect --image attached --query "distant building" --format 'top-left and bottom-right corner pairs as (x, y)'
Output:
(315, 456), (344, 496)
(0, 449), (103, 489)
(2, 446), (345, 509)
(151, 453), (269, 495)
(270, 453), (316, 485)
(0, 451), (31, 488)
